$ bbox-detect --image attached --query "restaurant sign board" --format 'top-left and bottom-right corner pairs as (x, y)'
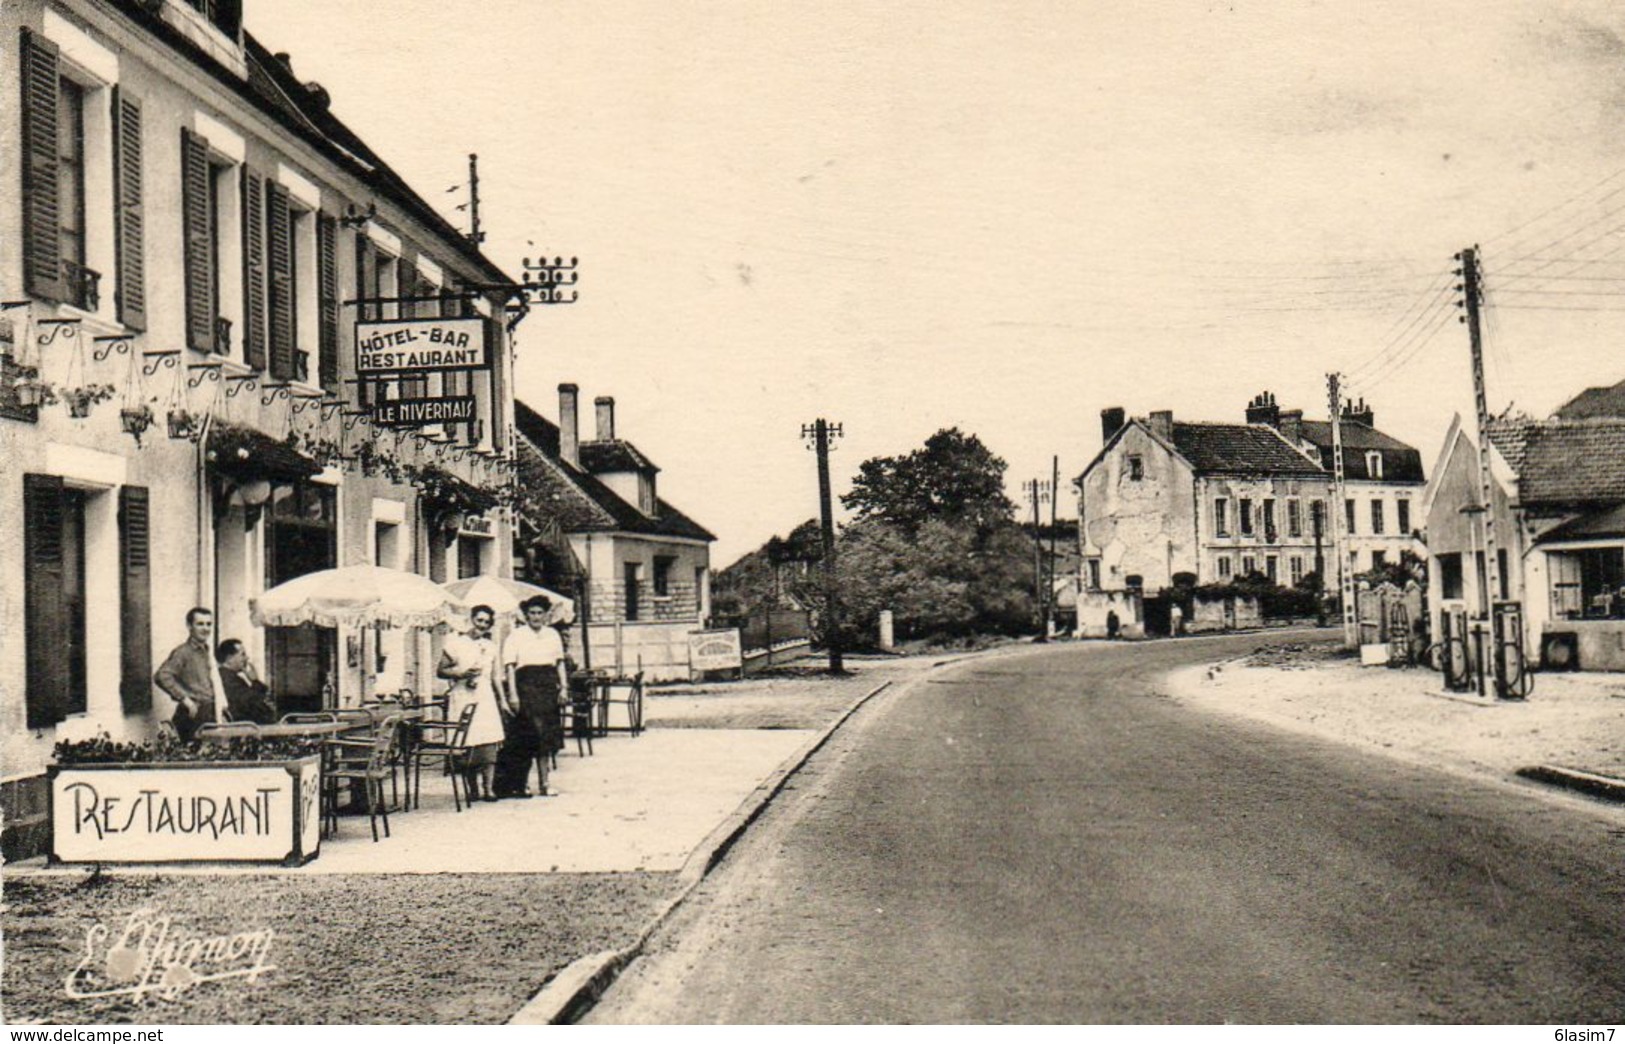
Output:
(371, 395), (476, 427)
(689, 628), (744, 671)
(355, 316), (487, 375)
(49, 758), (322, 866)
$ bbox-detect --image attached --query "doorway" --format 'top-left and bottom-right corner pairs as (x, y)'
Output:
(265, 482), (336, 711)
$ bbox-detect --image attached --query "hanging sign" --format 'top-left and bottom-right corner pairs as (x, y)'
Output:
(355, 316), (488, 375)
(371, 395), (476, 427)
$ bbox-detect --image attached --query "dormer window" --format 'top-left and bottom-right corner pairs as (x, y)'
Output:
(184, 0), (243, 37)
(1366, 451), (1383, 479)
(640, 473), (657, 516)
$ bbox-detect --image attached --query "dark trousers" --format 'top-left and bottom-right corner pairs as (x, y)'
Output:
(171, 699), (216, 743)
(494, 668), (559, 794)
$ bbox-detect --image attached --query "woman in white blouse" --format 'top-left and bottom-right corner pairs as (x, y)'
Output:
(500, 595), (570, 796)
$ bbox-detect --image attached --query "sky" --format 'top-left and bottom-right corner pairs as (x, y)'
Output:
(255, 0), (1625, 567)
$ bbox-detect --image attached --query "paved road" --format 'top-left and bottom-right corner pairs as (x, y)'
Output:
(586, 634), (1625, 1023)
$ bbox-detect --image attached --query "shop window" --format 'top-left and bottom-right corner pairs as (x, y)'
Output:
(624, 562), (642, 621)
(1439, 553), (1463, 599)
(457, 536), (484, 580)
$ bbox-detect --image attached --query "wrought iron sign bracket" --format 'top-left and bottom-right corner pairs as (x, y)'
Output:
(91, 334), (135, 361)
(36, 317), (81, 347)
(142, 351), (180, 377)
(186, 362), (223, 388)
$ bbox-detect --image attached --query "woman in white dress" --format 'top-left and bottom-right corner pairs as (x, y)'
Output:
(437, 604), (506, 803)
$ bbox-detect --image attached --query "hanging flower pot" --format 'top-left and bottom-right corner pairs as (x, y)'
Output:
(167, 407), (199, 441)
(120, 404), (154, 444)
(63, 383), (114, 419)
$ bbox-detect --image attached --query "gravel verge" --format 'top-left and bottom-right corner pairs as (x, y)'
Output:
(1165, 638), (1625, 782)
(2, 871), (676, 1024)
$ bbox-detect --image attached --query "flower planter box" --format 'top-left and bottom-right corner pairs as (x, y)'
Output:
(47, 756), (322, 867)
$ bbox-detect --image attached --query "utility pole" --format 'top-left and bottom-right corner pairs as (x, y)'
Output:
(1048, 455), (1060, 638)
(802, 419), (844, 674)
(1023, 478), (1050, 639)
(1327, 373), (1356, 647)
(467, 153), (483, 245)
(1457, 244), (1510, 698)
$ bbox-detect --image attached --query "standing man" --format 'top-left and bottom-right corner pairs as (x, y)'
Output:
(154, 607), (223, 742)
(498, 595), (569, 798)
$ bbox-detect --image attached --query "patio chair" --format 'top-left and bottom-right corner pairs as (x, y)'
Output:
(195, 721), (261, 743)
(323, 714), (402, 843)
(567, 676), (596, 757)
(410, 704), (477, 812)
(600, 672), (645, 736)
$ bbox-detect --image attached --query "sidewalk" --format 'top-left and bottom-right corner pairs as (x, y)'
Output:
(0, 654), (943, 1024)
(1163, 639), (1625, 798)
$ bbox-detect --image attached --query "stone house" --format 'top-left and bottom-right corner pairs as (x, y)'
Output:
(512, 387), (714, 681)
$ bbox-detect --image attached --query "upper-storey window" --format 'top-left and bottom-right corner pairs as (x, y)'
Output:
(21, 26), (135, 326)
(181, 126), (242, 355)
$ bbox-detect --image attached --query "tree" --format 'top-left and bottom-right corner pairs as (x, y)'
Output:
(842, 428), (1015, 536)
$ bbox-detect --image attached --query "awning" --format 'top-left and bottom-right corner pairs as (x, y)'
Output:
(1536, 504), (1625, 545)
(206, 423), (322, 484)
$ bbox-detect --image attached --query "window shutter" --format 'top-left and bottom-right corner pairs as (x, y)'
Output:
(112, 89), (147, 330)
(24, 474), (68, 729)
(181, 126), (214, 352)
(242, 168), (267, 369)
(317, 213), (338, 388)
(354, 231), (373, 404)
(20, 29), (67, 302)
(266, 180), (294, 379)
(118, 486), (153, 714)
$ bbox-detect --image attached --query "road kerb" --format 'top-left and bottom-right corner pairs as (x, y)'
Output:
(1515, 764), (1625, 804)
(508, 674), (908, 1025)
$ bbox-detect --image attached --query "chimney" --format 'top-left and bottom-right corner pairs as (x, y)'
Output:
(1342, 397), (1374, 428)
(1148, 409), (1174, 442)
(594, 396), (615, 441)
(1278, 409), (1303, 445)
(558, 383), (580, 467)
(1245, 390), (1280, 427)
(1101, 406), (1126, 445)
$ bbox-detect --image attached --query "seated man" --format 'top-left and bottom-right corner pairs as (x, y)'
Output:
(215, 639), (277, 725)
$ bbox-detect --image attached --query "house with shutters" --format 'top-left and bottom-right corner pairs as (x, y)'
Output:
(512, 387), (716, 682)
(1077, 393), (1425, 629)
(1, 0), (519, 858)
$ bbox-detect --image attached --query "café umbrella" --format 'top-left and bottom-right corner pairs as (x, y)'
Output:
(441, 575), (575, 625)
(251, 564), (469, 630)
